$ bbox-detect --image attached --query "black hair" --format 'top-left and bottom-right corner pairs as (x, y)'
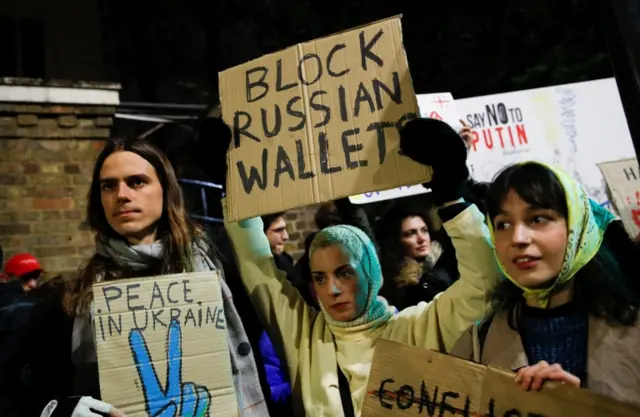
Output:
(487, 162), (568, 223)
(261, 212), (285, 232)
(488, 163), (640, 328)
(376, 204), (439, 281)
(315, 203), (342, 230)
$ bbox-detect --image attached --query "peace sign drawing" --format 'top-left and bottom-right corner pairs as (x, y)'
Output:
(129, 319), (212, 417)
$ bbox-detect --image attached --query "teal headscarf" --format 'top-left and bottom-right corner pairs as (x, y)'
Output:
(310, 225), (395, 327)
(488, 162), (616, 308)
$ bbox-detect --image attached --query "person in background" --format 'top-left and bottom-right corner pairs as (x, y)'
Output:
(450, 161), (640, 406)
(377, 206), (458, 310)
(3, 253), (42, 293)
(258, 213), (297, 415)
(261, 211), (304, 294)
(370, 119), (488, 311)
(314, 202), (342, 230)
(261, 212), (294, 269)
(0, 253), (41, 417)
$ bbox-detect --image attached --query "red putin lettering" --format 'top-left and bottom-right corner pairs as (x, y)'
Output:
(625, 191), (640, 228)
(464, 102), (529, 153)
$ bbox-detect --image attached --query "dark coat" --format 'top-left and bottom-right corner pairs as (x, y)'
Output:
(0, 281), (36, 417)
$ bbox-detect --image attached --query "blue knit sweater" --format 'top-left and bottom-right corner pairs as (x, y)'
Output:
(519, 302), (589, 386)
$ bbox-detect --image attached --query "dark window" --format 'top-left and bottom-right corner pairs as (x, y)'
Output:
(0, 16), (45, 78)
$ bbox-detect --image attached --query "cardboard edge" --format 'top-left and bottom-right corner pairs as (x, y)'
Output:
(373, 339), (489, 374)
(92, 270), (222, 288)
(483, 365), (640, 415)
(596, 157), (637, 169)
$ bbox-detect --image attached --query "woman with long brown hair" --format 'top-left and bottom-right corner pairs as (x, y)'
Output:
(376, 204), (458, 310)
(32, 137), (268, 417)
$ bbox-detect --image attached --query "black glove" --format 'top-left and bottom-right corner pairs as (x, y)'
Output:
(194, 117), (233, 191)
(399, 118), (470, 205)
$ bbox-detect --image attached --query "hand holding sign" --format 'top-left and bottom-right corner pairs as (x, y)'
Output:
(459, 119), (473, 152)
(399, 118), (470, 205)
(129, 320), (211, 417)
(514, 361), (581, 391)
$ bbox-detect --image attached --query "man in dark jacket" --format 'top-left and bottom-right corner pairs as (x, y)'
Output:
(0, 252), (41, 417)
(260, 213), (297, 276)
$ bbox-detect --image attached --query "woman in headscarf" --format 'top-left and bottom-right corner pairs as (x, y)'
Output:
(218, 117), (502, 416)
(450, 161), (640, 406)
(32, 137), (269, 417)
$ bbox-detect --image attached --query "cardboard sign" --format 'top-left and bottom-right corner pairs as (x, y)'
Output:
(219, 16), (430, 221)
(93, 271), (237, 417)
(362, 339), (640, 417)
(599, 157), (640, 237)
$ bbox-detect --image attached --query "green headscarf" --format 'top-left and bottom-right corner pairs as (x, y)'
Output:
(487, 162), (616, 308)
(310, 225), (395, 327)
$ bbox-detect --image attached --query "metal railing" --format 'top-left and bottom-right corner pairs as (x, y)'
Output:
(178, 178), (224, 223)
(115, 101), (209, 123)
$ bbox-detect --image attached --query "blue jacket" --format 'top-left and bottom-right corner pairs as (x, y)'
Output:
(258, 330), (291, 407)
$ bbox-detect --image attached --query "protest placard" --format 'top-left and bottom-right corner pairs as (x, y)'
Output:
(93, 271), (237, 417)
(219, 16), (430, 221)
(362, 339), (640, 417)
(459, 78), (634, 207)
(348, 184), (430, 205)
(417, 93), (462, 131)
(598, 157), (640, 238)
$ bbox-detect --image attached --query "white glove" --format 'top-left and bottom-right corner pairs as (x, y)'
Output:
(40, 396), (124, 417)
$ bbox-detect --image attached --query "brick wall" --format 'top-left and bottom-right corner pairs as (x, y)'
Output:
(283, 204), (320, 260)
(0, 100), (116, 276)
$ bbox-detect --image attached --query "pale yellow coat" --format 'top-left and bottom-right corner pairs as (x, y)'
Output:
(225, 204), (499, 416)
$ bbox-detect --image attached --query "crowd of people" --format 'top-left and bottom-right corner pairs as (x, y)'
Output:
(0, 116), (638, 417)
